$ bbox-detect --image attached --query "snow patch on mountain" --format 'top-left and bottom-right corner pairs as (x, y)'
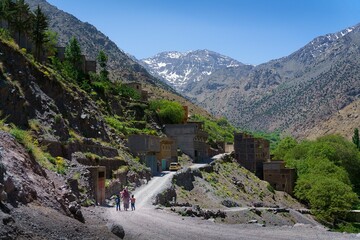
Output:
(141, 50), (245, 91)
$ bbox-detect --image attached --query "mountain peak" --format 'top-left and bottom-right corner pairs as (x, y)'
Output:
(141, 50), (246, 91)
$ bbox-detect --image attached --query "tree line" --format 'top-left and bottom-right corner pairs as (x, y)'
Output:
(0, 0), (53, 61)
(273, 134), (360, 226)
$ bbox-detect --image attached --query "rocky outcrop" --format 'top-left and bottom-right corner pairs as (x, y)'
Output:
(172, 168), (202, 191)
(0, 39), (111, 142)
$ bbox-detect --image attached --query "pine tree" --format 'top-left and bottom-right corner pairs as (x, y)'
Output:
(11, 0), (32, 45)
(32, 5), (48, 62)
(353, 128), (360, 150)
(63, 37), (83, 82)
(97, 50), (109, 81)
(0, 0), (15, 29)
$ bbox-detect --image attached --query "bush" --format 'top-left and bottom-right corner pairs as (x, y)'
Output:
(190, 114), (237, 143)
(273, 135), (360, 225)
(150, 100), (185, 124)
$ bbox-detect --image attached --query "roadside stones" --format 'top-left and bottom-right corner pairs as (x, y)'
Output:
(68, 201), (85, 223)
(173, 206), (226, 220)
(221, 199), (239, 208)
(107, 223), (125, 239)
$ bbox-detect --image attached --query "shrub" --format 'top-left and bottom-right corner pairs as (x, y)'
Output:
(150, 100), (184, 124)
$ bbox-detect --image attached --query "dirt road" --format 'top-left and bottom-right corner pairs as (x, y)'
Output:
(105, 170), (359, 240)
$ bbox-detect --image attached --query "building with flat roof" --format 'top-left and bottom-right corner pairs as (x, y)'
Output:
(234, 132), (270, 179)
(165, 122), (209, 162)
(263, 161), (296, 195)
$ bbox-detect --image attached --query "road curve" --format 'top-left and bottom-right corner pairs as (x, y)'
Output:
(105, 170), (358, 240)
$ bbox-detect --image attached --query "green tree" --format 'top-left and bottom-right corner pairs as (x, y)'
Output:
(97, 50), (109, 81)
(272, 136), (298, 160)
(63, 37), (83, 81)
(306, 178), (358, 225)
(0, 0), (15, 29)
(43, 30), (58, 58)
(150, 100), (184, 124)
(353, 128), (360, 150)
(31, 5), (48, 61)
(11, 0), (32, 44)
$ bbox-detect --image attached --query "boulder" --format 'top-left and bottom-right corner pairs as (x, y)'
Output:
(107, 223), (125, 239)
(68, 201), (85, 223)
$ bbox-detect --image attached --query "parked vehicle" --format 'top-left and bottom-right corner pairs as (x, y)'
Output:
(169, 162), (181, 171)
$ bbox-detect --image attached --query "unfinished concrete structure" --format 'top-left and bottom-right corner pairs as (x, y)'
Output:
(263, 161), (296, 194)
(128, 135), (160, 175)
(165, 122), (209, 162)
(234, 132), (270, 179)
(124, 82), (149, 101)
(156, 137), (177, 170)
(128, 135), (177, 173)
(55, 47), (96, 74)
(87, 166), (106, 205)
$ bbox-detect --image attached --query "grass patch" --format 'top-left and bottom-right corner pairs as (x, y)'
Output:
(334, 222), (360, 233)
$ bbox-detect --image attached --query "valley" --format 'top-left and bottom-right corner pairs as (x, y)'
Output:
(0, 0), (359, 239)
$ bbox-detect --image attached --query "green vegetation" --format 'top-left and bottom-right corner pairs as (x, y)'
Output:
(31, 6), (48, 61)
(62, 36), (83, 82)
(252, 131), (281, 151)
(149, 99), (185, 124)
(105, 115), (157, 136)
(0, 118), (67, 174)
(190, 114), (237, 143)
(273, 135), (360, 226)
(335, 222), (360, 234)
(353, 128), (360, 150)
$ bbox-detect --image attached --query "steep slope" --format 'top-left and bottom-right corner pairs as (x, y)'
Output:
(25, 0), (171, 90)
(302, 98), (360, 140)
(144, 26), (360, 138)
(141, 50), (253, 91)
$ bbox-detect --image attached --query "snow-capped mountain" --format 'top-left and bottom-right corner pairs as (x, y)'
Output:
(141, 50), (248, 91)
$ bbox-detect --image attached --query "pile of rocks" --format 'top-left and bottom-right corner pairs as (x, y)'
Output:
(171, 205), (226, 220)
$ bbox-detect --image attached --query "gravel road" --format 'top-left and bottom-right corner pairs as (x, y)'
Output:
(105, 170), (359, 240)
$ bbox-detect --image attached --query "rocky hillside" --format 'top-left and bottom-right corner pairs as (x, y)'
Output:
(141, 50), (252, 91)
(144, 26), (360, 139)
(302, 98), (360, 140)
(0, 32), (154, 238)
(25, 0), (171, 90)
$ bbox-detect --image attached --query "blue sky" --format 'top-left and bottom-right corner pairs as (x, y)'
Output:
(47, 0), (360, 65)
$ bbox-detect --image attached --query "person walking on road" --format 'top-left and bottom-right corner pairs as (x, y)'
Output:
(115, 194), (121, 211)
(130, 195), (136, 211)
(121, 187), (130, 211)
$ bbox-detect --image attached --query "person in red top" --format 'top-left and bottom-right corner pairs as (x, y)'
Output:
(121, 187), (130, 211)
(130, 195), (136, 211)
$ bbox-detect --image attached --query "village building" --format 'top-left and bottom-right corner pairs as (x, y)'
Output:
(234, 132), (270, 179)
(127, 134), (177, 174)
(263, 160), (296, 194)
(165, 122), (209, 162)
(156, 137), (177, 171)
(127, 134), (160, 175)
(87, 166), (106, 205)
(55, 47), (96, 74)
(124, 82), (149, 101)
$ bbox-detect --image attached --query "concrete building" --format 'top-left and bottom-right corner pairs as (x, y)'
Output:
(263, 161), (296, 195)
(124, 82), (148, 101)
(234, 132), (270, 179)
(55, 48), (96, 74)
(128, 135), (160, 175)
(87, 166), (106, 205)
(165, 122), (209, 162)
(156, 137), (177, 171)
(128, 135), (177, 173)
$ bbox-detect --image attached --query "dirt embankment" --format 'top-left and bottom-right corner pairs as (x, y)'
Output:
(0, 131), (117, 239)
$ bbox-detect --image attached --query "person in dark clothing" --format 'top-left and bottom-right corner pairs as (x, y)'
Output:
(115, 194), (121, 211)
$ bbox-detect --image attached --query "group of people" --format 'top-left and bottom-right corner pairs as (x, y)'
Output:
(115, 186), (136, 211)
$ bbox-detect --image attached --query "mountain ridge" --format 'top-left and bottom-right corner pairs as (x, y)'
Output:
(142, 25), (360, 139)
(25, 0), (173, 91)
